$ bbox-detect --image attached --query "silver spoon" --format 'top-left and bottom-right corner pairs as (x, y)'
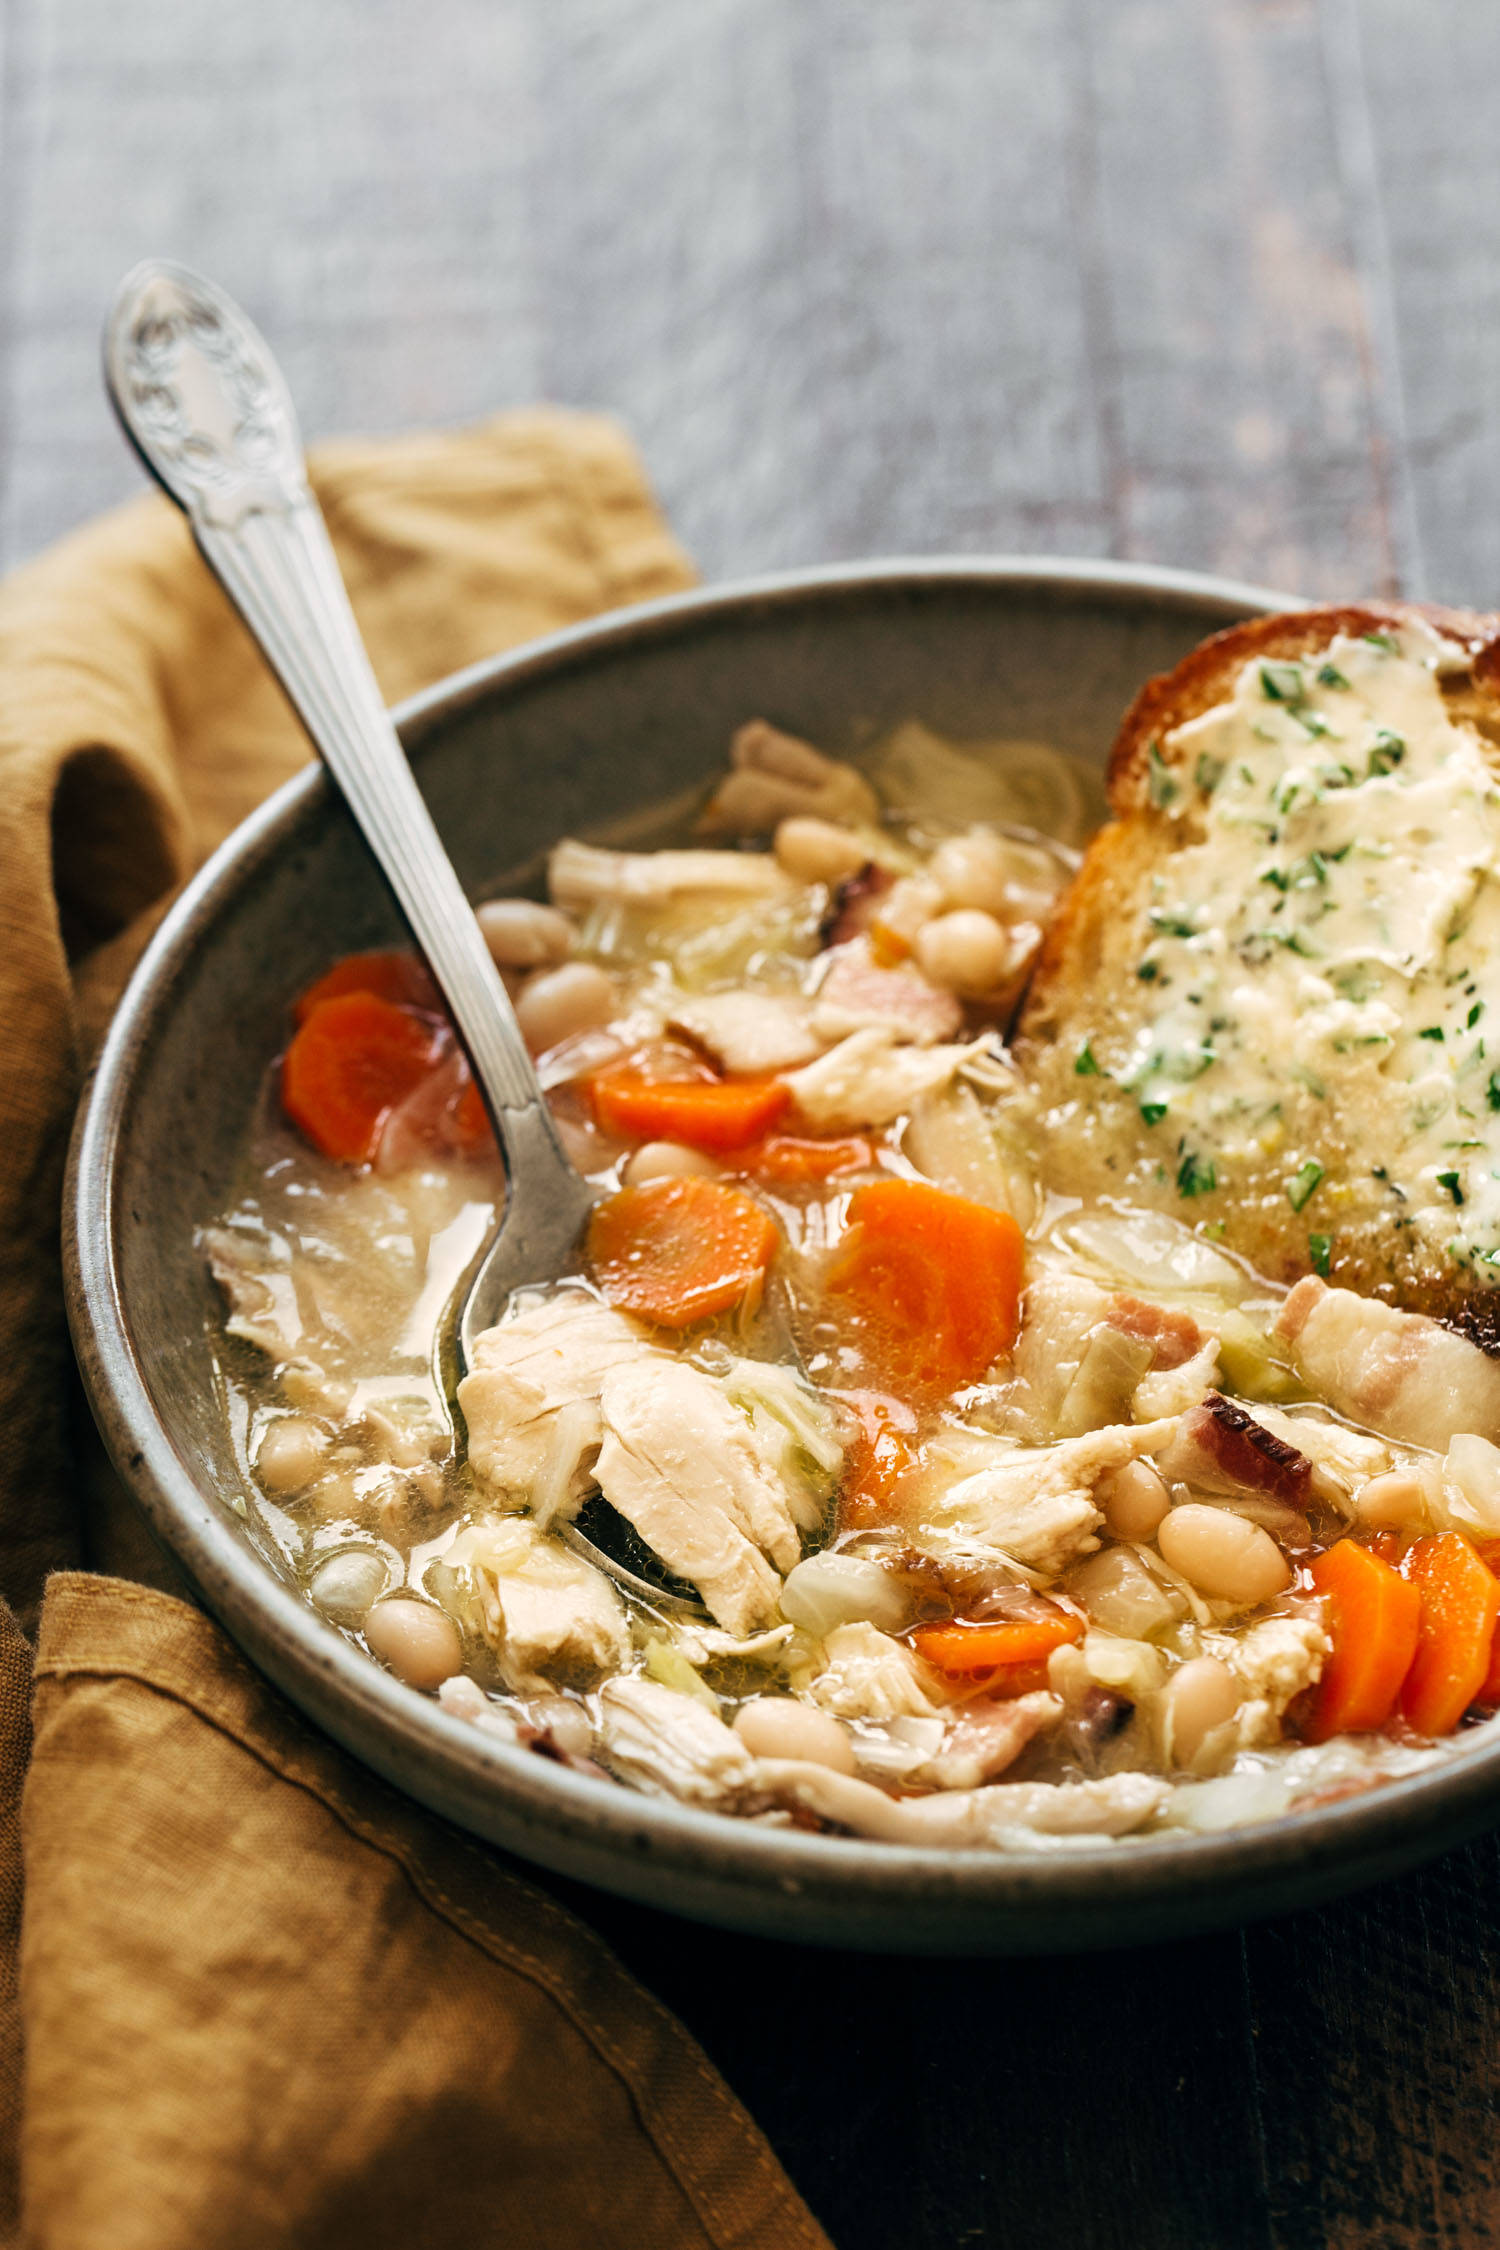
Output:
(103, 260), (704, 1617)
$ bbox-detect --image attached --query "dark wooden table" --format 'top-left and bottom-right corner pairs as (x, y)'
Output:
(7, 2), (1500, 2242)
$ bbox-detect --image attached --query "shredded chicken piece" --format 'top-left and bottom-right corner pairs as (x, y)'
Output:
(668, 989), (825, 1074)
(446, 1517), (629, 1691)
(1133, 1337), (1220, 1421)
(1209, 1613), (1330, 1748)
(548, 838), (793, 910)
(752, 1762), (1169, 1845)
(201, 1226), (304, 1359)
(701, 719), (881, 835)
(806, 1622), (941, 1720)
(783, 1027), (991, 1130)
(676, 1622), (796, 1666)
(594, 1360), (801, 1633)
(457, 1291), (658, 1518)
(598, 1677), (760, 1803)
(811, 936), (963, 1047)
(914, 1420), (1178, 1577)
(1274, 1277), (1500, 1450)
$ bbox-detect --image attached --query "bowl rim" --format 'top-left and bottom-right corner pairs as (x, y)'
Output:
(65, 551), (1500, 1931)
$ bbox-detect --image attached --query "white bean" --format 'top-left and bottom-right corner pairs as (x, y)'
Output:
(912, 909), (1012, 996)
(514, 962), (618, 1053)
(773, 816), (869, 886)
(256, 1416), (329, 1493)
(622, 1139), (722, 1185)
(930, 830), (1017, 917)
(1353, 1471), (1429, 1531)
(364, 1598), (463, 1690)
(477, 897), (575, 968)
(1157, 1504), (1292, 1604)
(309, 1548), (388, 1624)
(1100, 1459), (1173, 1543)
(1161, 1656), (1242, 1767)
(733, 1698), (856, 1773)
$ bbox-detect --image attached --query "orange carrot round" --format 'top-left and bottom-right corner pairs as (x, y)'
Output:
(835, 1388), (917, 1530)
(293, 947), (441, 1025)
(281, 992), (443, 1166)
(823, 1178), (1025, 1396)
(1399, 1533), (1500, 1736)
(1304, 1539), (1422, 1742)
(586, 1174), (779, 1327)
(588, 1067), (791, 1153)
(737, 1132), (876, 1184)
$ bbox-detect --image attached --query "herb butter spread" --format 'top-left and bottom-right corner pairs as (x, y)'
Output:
(1032, 622), (1500, 1290)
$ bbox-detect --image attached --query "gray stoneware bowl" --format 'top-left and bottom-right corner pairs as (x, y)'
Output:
(65, 559), (1500, 1954)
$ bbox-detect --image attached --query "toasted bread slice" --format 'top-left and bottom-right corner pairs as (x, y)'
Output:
(1014, 602), (1500, 1346)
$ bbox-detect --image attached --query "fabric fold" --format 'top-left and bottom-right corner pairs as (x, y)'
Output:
(0, 411), (830, 2248)
(23, 1575), (827, 2250)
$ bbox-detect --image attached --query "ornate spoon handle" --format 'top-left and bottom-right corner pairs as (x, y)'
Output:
(103, 261), (576, 1187)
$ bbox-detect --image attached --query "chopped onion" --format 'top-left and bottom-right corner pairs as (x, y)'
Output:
(1055, 1209), (1251, 1301)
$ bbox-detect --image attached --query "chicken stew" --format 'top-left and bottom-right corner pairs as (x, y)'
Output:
(203, 715), (1500, 1851)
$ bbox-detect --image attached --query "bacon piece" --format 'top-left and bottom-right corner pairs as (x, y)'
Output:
(812, 935), (963, 1046)
(821, 862), (894, 947)
(1155, 1392), (1313, 1505)
(1274, 1277), (1500, 1449)
(1107, 1295), (1206, 1372)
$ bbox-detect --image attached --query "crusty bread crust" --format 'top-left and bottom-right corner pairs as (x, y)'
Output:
(1015, 602), (1500, 1348)
(1109, 604), (1500, 816)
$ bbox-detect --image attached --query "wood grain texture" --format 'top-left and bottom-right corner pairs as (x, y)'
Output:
(9, 1), (1500, 2244)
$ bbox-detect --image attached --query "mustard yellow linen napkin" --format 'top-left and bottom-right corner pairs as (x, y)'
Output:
(0, 412), (831, 2250)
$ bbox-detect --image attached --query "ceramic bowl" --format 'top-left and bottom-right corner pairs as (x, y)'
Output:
(66, 558), (1500, 1952)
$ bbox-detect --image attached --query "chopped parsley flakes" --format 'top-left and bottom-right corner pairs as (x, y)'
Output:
(1259, 661), (1304, 704)
(1287, 1159), (1325, 1212)
(1146, 742), (1179, 810)
(1176, 1149), (1217, 1197)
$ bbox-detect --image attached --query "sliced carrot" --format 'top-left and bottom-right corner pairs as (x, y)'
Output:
(738, 1132), (875, 1184)
(451, 1068), (495, 1154)
(823, 1178), (1025, 1397)
(1478, 1619), (1500, 1709)
(586, 1174), (779, 1328)
(914, 1610), (1083, 1696)
(1304, 1540), (1422, 1743)
(281, 992), (443, 1166)
(1400, 1533), (1500, 1736)
(293, 947), (441, 1025)
(835, 1389), (917, 1530)
(588, 1067), (791, 1154)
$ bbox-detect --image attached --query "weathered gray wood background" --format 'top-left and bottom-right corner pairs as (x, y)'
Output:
(7, 2), (1500, 2245)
